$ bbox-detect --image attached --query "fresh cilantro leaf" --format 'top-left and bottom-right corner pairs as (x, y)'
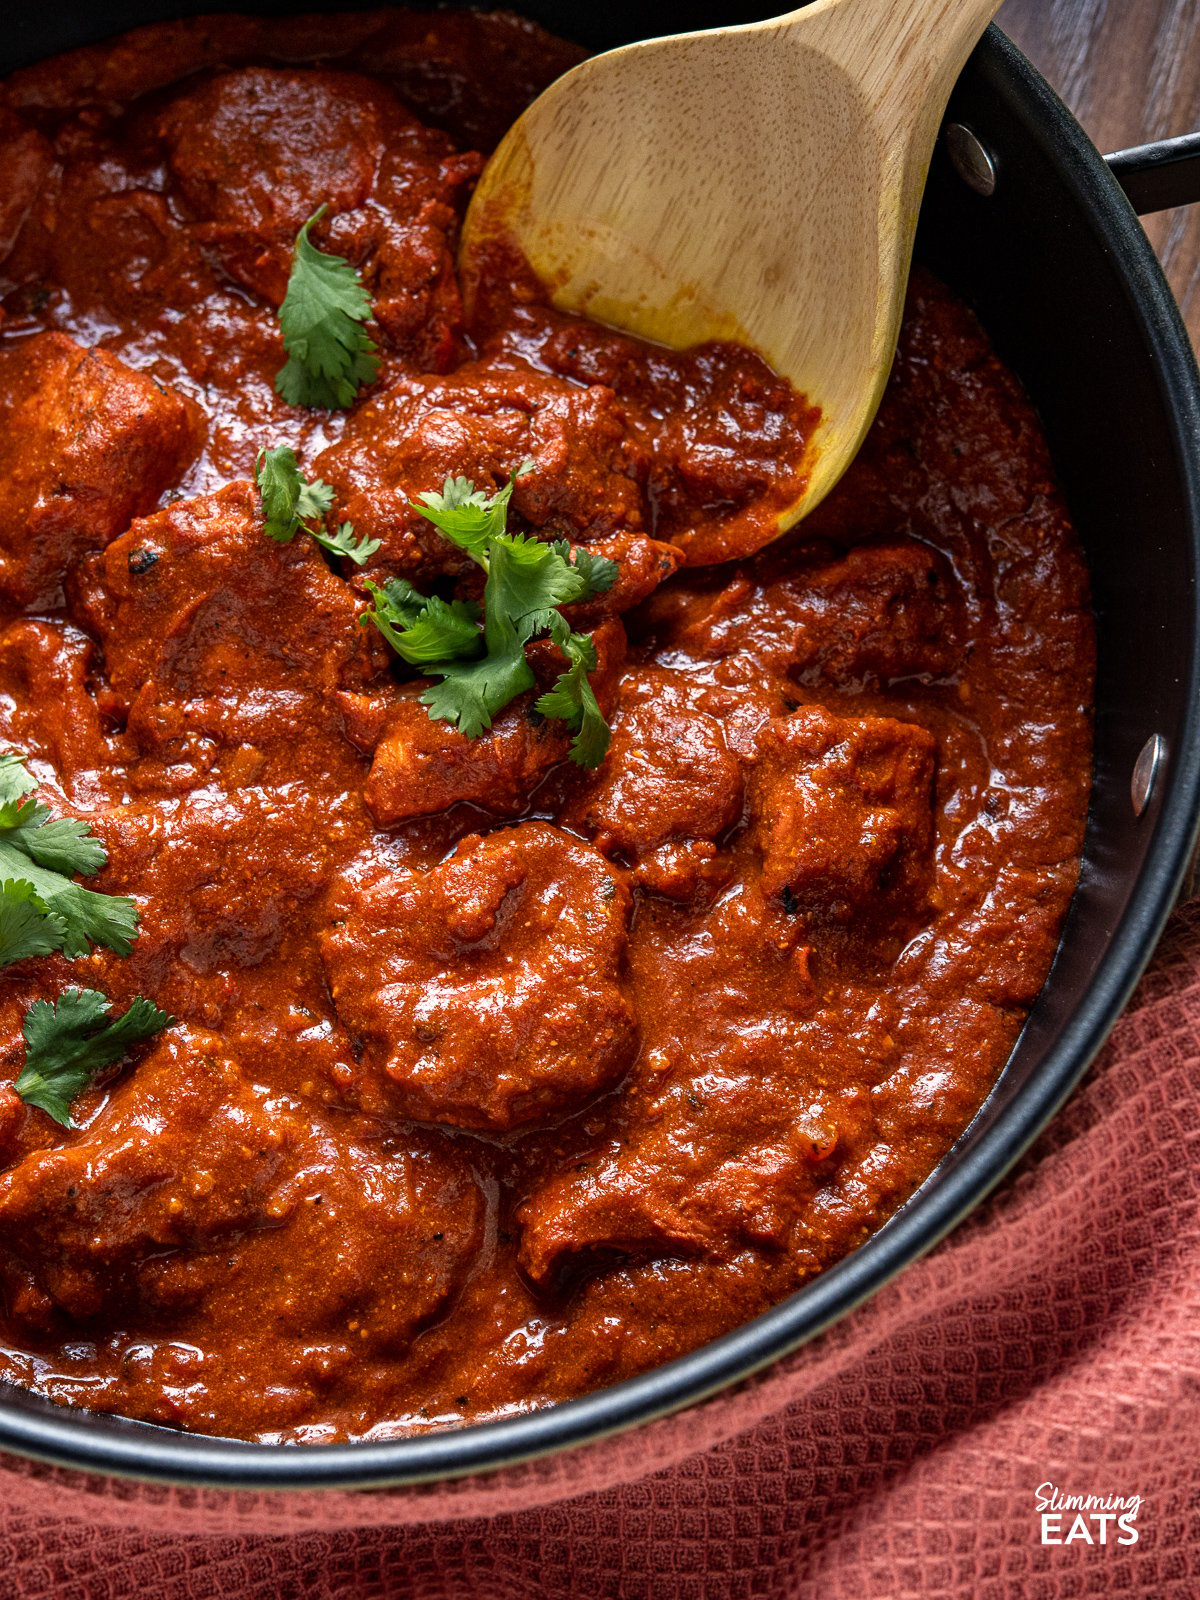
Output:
(0, 755), (138, 963)
(48, 882), (140, 960)
(256, 445), (333, 542)
(535, 622), (611, 768)
(371, 464), (616, 759)
(486, 532), (589, 643)
(410, 532), (587, 738)
(0, 753), (36, 826)
(14, 988), (173, 1129)
(0, 880), (65, 967)
(420, 648), (535, 739)
(396, 595), (482, 663)
(550, 541), (620, 599)
(413, 461), (534, 562)
(256, 445), (379, 566)
(361, 577), (429, 645)
(9, 810), (107, 876)
(311, 521), (382, 567)
(361, 580), (482, 666)
(275, 206), (379, 410)
(410, 528), (572, 735)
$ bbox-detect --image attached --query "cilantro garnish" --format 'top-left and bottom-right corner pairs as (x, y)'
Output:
(310, 520), (381, 564)
(360, 466), (618, 765)
(275, 205), (380, 410)
(255, 445), (381, 566)
(362, 578), (482, 664)
(0, 753), (138, 966)
(14, 987), (173, 1129)
(535, 618), (612, 769)
(413, 469), (528, 559)
(257, 443), (334, 539)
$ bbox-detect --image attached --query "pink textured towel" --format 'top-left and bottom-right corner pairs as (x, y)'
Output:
(1, 901), (1197, 1598)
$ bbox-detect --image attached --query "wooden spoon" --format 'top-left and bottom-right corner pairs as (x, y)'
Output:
(461, 0), (1004, 553)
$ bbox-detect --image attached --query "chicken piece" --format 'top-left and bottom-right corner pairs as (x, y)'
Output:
(208, 1115), (483, 1361)
(322, 822), (637, 1133)
(76, 480), (375, 704)
(560, 531), (681, 625)
(313, 367), (647, 580)
(159, 68), (387, 245)
(562, 670), (744, 860)
(0, 1025), (482, 1353)
(0, 332), (203, 608)
(674, 537), (961, 687)
(518, 1078), (869, 1290)
(630, 840), (733, 903)
(470, 299), (820, 565)
(516, 865), (873, 1291)
(521, 1100), (832, 1286)
(84, 785), (363, 1014)
(0, 620), (126, 790)
(157, 67), (479, 367)
(365, 693), (571, 825)
(0, 1028), (298, 1321)
(753, 707), (937, 920)
(71, 481), (381, 783)
(362, 618), (626, 826)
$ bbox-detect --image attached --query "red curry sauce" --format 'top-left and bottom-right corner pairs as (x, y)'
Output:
(0, 11), (1093, 1442)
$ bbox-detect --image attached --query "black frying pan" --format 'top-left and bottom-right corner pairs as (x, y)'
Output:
(2, 2), (1200, 1490)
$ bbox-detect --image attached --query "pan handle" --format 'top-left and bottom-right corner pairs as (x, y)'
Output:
(1107, 132), (1200, 216)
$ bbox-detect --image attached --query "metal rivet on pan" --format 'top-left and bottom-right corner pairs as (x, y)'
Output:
(945, 123), (997, 196)
(1131, 733), (1165, 818)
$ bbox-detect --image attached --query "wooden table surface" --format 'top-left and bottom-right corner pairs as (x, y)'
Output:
(997, 0), (1200, 351)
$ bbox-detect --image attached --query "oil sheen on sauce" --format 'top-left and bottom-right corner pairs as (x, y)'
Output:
(0, 10), (1093, 1442)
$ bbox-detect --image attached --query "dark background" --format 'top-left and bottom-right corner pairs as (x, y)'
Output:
(999, 0), (1200, 353)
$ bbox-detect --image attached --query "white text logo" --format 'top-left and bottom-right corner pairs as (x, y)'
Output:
(1035, 1482), (1141, 1546)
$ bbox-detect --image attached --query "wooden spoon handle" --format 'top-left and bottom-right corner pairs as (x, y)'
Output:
(785, 0), (1006, 134)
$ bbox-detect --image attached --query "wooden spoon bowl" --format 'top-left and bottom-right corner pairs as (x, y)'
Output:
(462, 0), (1004, 548)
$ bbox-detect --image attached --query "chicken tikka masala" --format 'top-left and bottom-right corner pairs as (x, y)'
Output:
(0, 10), (1093, 1442)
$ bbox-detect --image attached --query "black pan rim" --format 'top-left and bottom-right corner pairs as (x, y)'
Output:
(0, 19), (1198, 1491)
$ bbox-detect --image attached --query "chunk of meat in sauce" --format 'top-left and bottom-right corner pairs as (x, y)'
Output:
(753, 707), (937, 921)
(0, 1025), (482, 1361)
(562, 670), (744, 865)
(159, 68), (386, 247)
(357, 618), (626, 826)
(469, 276), (821, 564)
(665, 537), (961, 687)
(0, 1028), (299, 1322)
(210, 1119), (483, 1369)
(519, 1078), (873, 1290)
(517, 882), (848, 1289)
(0, 620), (127, 790)
(157, 67), (479, 368)
(0, 332), (203, 609)
(84, 785), (363, 1018)
(313, 367), (649, 581)
(561, 531), (681, 624)
(322, 822), (637, 1133)
(2, 135), (211, 331)
(71, 481), (382, 786)
(362, 693), (570, 826)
